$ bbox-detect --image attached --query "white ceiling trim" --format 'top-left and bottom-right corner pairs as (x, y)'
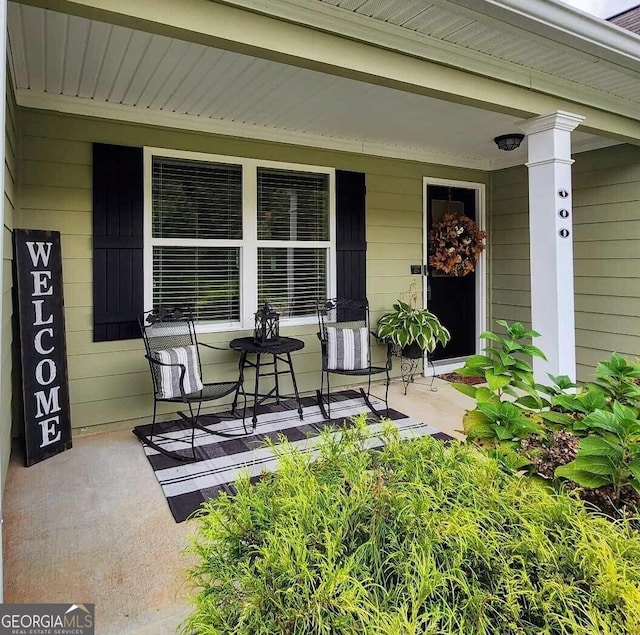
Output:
(17, 90), (617, 172)
(216, 0), (640, 121)
(487, 136), (621, 171)
(16, 89), (493, 170)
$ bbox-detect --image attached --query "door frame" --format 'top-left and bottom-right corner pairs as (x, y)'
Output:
(422, 177), (487, 375)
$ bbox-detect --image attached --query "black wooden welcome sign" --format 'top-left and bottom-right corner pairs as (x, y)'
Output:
(14, 229), (72, 466)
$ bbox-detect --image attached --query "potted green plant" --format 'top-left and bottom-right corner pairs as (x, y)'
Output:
(377, 301), (450, 359)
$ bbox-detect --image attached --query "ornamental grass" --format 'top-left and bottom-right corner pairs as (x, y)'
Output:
(182, 417), (640, 634)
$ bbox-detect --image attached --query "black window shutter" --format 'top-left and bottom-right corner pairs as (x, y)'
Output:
(93, 143), (144, 341)
(335, 170), (366, 300)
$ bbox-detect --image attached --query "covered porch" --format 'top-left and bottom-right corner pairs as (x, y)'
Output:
(2, 0), (640, 619)
(4, 378), (472, 634)
(5, 0), (632, 422)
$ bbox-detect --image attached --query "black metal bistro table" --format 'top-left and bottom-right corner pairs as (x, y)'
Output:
(230, 336), (305, 428)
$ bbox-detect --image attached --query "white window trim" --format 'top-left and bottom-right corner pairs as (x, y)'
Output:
(143, 146), (336, 333)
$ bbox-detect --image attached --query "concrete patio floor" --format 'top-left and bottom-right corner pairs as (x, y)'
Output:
(3, 376), (473, 634)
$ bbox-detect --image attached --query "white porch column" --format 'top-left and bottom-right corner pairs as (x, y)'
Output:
(519, 110), (585, 383)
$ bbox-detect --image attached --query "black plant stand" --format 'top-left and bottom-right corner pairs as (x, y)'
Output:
(392, 345), (438, 395)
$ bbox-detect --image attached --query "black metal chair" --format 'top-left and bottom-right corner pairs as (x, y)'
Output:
(316, 298), (392, 420)
(135, 307), (249, 461)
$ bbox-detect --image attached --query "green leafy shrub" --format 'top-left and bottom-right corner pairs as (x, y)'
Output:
(182, 420), (640, 634)
(455, 320), (545, 399)
(454, 321), (546, 445)
(555, 402), (640, 496)
(591, 353), (640, 407)
(453, 322), (640, 515)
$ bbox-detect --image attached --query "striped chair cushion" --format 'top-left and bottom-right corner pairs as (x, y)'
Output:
(326, 327), (370, 371)
(151, 345), (203, 399)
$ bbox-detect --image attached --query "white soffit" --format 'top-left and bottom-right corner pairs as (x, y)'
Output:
(7, 3), (612, 170)
(310, 0), (640, 104)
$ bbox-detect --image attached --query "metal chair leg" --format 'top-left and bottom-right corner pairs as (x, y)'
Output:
(149, 399), (158, 445)
(316, 370), (330, 421)
(133, 398), (199, 463)
(384, 369), (390, 416)
(189, 401), (198, 460)
(360, 388), (385, 420)
(316, 391), (329, 421)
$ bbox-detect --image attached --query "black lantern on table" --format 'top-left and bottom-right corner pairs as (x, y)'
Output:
(253, 303), (280, 347)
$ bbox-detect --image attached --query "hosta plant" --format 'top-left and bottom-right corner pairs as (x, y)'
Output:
(377, 301), (450, 353)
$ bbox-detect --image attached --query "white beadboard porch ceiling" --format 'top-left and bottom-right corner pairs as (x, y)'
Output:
(7, 3), (607, 170)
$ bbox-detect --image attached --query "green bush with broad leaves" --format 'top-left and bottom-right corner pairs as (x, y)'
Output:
(453, 322), (640, 513)
(592, 353), (640, 405)
(555, 403), (640, 496)
(456, 320), (545, 399)
(453, 320), (546, 446)
(182, 419), (640, 634)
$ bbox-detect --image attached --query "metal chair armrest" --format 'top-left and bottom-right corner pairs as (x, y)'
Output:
(145, 355), (186, 369)
(198, 342), (231, 352)
(145, 355), (189, 398)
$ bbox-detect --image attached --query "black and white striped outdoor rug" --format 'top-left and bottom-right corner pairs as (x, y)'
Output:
(134, 390), (451, 522)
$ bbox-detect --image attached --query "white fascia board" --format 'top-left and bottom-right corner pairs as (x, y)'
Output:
(16, 90), (625, 172)
(450, 0), (640, 73)
(216, 0), (640, 122)
(218, 0), (532, 87)
(16, 89), (490, 170)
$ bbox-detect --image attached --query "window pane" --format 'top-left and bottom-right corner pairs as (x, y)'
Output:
(152, 157), (242, 239)
(257, 168), (329, 241)
(153, 246), (240, 323)
(258, 248), (327, 318)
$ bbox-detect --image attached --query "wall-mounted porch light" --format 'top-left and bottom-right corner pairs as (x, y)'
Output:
(494, 133), (525, 151)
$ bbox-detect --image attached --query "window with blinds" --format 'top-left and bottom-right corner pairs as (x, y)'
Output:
(257, 168), (331, 319)
(151, 156), (242, 324)
(153, 247), (240, 323)
(148, 151), (333, 328)
(152, 157), (242, 239)
(257, 168), (329, 241)
(258, 248), (327, 318)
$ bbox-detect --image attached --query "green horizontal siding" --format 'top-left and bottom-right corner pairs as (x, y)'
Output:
(488, 164), (531, 333)
(19, 109), (488, 431)
(489, 144), (640, 382)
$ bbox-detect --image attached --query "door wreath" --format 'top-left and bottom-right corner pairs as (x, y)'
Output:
(428, 213), (486, 277)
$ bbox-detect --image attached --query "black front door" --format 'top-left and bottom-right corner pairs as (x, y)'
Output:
(426, 185), (478, 361)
